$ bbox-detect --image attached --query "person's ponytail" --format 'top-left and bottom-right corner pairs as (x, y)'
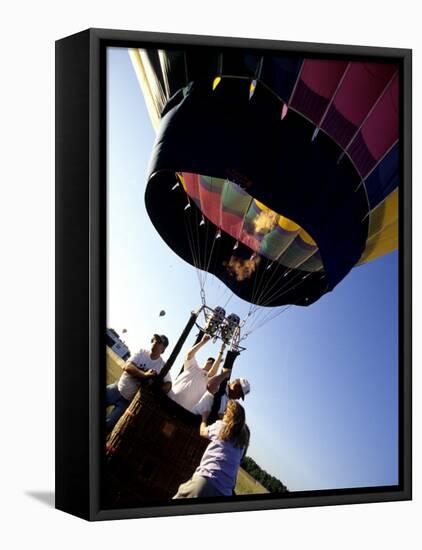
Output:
(219, 400), (249, 449)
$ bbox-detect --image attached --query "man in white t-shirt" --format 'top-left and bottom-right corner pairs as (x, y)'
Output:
(106, 333), (171, 432)
(169, 333), (229, 413)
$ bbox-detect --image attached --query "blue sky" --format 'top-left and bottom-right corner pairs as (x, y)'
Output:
(106, 47), (399, 492)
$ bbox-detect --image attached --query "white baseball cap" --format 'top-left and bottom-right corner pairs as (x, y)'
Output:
(239, 378), (250, 400)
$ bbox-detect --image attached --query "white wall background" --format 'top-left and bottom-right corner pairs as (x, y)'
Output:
(0, 1), (419, 547)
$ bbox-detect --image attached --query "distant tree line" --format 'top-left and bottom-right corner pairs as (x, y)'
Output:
(241, 455), (289, 493)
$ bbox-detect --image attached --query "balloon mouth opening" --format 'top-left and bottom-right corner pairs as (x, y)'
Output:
(145, 169), (336, 307)
(176, 171), (325, 279)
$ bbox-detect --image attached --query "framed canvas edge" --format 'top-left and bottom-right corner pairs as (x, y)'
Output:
(72, 28), (412, 521)
(56, 29), (92, 521)
(90, 26), (412, 57)
(92, 489), (410, 522)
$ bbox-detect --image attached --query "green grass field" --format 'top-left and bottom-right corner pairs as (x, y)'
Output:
(107, 347), (124, 383)
(235, 466), (269, 495)
(106, 347), (268, 495)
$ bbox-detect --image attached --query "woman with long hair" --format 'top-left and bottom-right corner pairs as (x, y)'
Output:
(173, 400), (250, 498)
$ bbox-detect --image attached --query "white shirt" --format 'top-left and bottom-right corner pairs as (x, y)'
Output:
(192, 386), (229, 416)
(118, 349), (171, 401)
(169, 357), (209, 413)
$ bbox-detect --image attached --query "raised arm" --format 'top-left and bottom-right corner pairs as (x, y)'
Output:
(186, 333), (211, 360)
(207, 342), (226, 378)
(199, 411), (210, 437)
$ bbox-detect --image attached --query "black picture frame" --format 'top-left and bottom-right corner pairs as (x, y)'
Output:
(55, 28), (412, 521)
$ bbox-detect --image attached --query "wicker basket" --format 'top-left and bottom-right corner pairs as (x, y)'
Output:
(104, 384), (208, 507)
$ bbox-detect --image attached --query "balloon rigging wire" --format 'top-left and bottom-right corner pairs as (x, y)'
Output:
(252, 261), (287, 313)
(240, 305), (293, 341)
(247, 255), (271, 315)
(242, 255), (292, 327)
(251, 285), (305, 331)
(223, 292), (234, 310)
(247, 257), (261, 316)
(203, 178), (221, 290)
(203, 225), (220, 292)
(246, 257), (293, 321)
(243, 266), (295, 333)
(241, 263), (285, 330)
(182, 187), (227, 310)
(255, 248), (319, 309)
(183, 187), (224, 307)
(183, 201), (204, 291)
(259, 266), (320, 310)
(244, 264), (323, 336)
(248, 254), (291, 316)
(242, 267), (321, 337)
(245, 224), (303, 317)
(246, 218), (304, 316)
(245, 262), (290, 323)
(192, 206), (205, 287)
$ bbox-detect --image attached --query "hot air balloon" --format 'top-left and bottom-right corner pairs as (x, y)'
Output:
(159, 310), (166, 317)
(104, 46), (400, 509)
(130, 49), (398, 321)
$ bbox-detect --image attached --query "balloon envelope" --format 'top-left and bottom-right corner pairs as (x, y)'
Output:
(132, 49), (398, 307)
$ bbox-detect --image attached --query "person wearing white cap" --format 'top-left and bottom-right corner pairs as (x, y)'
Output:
(106, 333), (171, 432)
(192, 376), (251, 419)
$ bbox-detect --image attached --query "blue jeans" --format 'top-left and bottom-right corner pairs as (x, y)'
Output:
(106, 383), (130, 433)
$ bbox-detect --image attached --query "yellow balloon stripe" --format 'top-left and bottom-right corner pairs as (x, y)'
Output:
(254, 199), (271, 213)
(359, 189), (398, 264)
(176, 172), (188, 192)
(279, 216), (300, 232)
(299, 228), (316, 246)
(213, 77), (221, 91)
